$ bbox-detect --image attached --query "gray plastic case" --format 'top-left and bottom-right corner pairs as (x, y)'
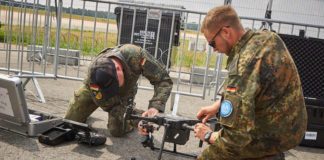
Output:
(0, 74), (63, 136)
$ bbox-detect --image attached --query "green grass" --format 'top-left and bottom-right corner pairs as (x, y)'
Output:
(0, 5), (117, 25)
(172, 40), (214, 68)
(0, 25), (117, 56)
(1, 2), (228, 69)
(0, 24), (227, 69)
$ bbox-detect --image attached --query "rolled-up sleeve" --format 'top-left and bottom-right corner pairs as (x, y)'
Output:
(141, 51), (173, 112)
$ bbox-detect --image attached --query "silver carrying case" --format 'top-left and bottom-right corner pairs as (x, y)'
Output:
(0, 74), (63, 136)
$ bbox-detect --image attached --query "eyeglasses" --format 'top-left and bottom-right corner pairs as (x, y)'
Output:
(208, 26), (229, 49)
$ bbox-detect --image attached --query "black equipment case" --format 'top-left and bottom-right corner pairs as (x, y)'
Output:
(279, 33), (324, 148)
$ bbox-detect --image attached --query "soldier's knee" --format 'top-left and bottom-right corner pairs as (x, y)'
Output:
(64, 113), (87, 123)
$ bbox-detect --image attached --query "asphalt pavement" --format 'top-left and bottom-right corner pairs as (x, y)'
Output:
(0, 77), (324, 160)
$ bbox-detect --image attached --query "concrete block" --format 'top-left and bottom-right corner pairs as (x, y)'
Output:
(190, 66), (228, 85)
(26, 45), (80, 66)
(188, 38), (206, 51)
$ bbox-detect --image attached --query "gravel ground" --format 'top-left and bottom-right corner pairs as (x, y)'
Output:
(0, 47), (324, 160)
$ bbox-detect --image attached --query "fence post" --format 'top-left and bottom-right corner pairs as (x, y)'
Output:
(224, 0), (232, 5)
(213, 53), (224, 101)
(42, 0), (51, 74)
(53, 0), (63, 78)
(171, 93), (180, 115)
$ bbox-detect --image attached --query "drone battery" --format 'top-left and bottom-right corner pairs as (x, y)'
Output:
(165, 128), (190, 145)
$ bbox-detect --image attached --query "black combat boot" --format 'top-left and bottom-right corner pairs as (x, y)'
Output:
(75, 131), (107, 146)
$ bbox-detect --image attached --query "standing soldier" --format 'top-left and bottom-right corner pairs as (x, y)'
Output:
(194, 5), (307, 159)
(65, 44), (173, 138)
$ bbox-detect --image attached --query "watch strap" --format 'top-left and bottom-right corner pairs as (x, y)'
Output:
(204, 131), (213, 144)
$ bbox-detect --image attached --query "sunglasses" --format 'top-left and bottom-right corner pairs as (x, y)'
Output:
(208, 26), (229, 49)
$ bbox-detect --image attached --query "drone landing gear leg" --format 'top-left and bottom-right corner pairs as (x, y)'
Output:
(158, 124), (169, 160)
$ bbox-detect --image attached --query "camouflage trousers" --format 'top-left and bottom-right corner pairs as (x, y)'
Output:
(244, 152), (285, 160)
(198, 150), (285, 160)
(64, 85), (136, 137)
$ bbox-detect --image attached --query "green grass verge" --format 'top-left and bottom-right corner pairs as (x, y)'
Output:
(0, 25), (226, 69)
(0, 5), (117, 25)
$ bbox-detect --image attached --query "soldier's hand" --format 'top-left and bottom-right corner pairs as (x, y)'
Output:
(138, 120), (148, 136)
(141, 108), (159, 117)
(138, 108), (159, 136)
(197, 100), (221, 123)
(194, 123), (212, 141)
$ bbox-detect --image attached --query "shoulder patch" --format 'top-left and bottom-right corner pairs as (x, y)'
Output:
(220, 100), (233, 117)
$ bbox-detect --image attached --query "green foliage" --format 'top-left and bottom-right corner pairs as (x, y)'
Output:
(0, 29), (4, 42)
(0, 24), (225, 69)
(0, 25), (117, 56)
(171, 39), (219, 69)
(0, 3), (229, 69)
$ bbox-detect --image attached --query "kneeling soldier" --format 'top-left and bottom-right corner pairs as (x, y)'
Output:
(65, 44), (173, 138)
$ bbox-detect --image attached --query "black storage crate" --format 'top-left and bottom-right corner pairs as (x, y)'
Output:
(115, 7), (181, 67)
(279, 34), (324, 148)
(302, 105), (324, 147)
(300, 123), (324, 148)
(306, 105), (324, 125)
(279, 34), (324, 105)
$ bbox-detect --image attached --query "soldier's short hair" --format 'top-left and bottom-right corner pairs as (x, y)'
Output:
(201, 5), (241, 34)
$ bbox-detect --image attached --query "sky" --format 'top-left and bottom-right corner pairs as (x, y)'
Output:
(10, 0), (324, 37)
(20, 0), (323, 25)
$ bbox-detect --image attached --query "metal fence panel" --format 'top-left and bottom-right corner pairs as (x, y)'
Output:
(1, 0), (324, 104)
(0, 0), (62, 78)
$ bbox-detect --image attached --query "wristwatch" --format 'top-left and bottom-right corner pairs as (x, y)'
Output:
(204, 131), (213, 144)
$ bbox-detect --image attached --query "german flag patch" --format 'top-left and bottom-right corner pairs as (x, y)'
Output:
(90, 84), (99, 91)
(226, 86), (237, 93)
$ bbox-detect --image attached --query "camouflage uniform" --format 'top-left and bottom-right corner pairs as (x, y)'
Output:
(65, 44), (173, 137)
(199, 30), (307, 159)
